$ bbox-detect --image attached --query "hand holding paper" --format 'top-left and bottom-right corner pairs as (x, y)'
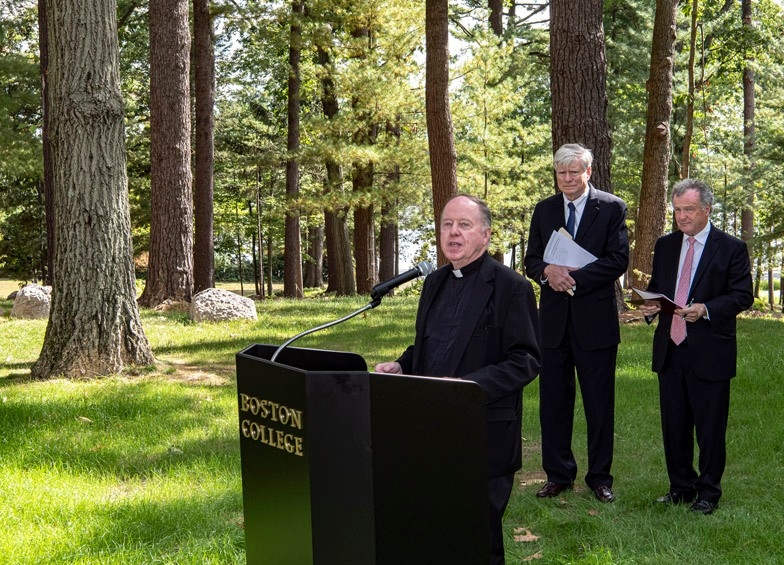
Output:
(631, 287), (679, 315)
(543, 229), (598, 268)
(543, 229), (598, 295)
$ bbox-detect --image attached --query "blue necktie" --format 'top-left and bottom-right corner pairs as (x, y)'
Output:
(566, 202), (576, 238)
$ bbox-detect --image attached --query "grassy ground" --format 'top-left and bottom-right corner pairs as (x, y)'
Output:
(1, 282), (783, 564)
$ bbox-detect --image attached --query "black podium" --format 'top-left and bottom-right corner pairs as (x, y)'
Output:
(236, 343), (489, 565)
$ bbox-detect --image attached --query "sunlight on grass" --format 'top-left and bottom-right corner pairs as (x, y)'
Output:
(2, 287), (783, 564)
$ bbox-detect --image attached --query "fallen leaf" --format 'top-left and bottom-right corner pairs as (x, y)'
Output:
(588, 509), (600, 516)
(77, 416), (94, 424)
(522, 551), (543, 561)
(513, 528), (540, 543)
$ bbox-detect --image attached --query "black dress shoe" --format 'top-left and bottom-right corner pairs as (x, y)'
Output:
(689, 499), (717, 515)
(656, 491), (697, 505)
(536, 481), (572, 498)
(594, 485), (615, 503)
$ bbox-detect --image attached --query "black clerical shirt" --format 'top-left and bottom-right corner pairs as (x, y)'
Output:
(420, 253), (486, 377)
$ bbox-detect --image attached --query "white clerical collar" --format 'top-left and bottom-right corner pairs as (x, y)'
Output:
(452, 269), (463, 278)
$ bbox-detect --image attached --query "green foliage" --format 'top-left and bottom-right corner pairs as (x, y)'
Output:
(2, 0), (784, 283)
(451, 26), (552, 254)
(0, 2), (45, 280)
(604, 0), (654, 205)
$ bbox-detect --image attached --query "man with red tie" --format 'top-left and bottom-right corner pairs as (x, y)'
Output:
(638, 178), (753, 515)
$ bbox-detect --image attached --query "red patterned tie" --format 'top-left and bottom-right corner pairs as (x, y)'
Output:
(671, 237), (696, 345)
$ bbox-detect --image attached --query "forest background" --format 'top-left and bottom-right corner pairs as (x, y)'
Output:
(1, 0), (783, 310)
(2, 2), (784, 562)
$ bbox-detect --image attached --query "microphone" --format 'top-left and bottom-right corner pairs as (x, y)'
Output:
(370, 260), (435, 300)
(270, 260), (435, 363)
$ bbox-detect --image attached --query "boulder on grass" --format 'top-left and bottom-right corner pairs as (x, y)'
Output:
(190, 288), (257, 322)
(10, 284), (52, 319)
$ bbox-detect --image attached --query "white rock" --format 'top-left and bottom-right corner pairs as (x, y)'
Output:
(10, 284), (52, 319)
(190, 288), (257, 322)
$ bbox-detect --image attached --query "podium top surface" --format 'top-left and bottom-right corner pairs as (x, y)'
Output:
(238, 343), (368, 372)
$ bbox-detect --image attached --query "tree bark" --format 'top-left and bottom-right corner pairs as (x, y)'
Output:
(426, 0), (458, 265)
(680, 0), (699, 179)
(193, 0), (216, 293)
(632, 0), (678, 287)
(741, 0), (755, 251)
(349, 23), (377, 295)
(488, 0), (503, 37)
(304, 224), (324, 288)
(318, 43), (355, 296)
(37, 0), (55, 285)
(283, 0), (304, 298)
(378, 120), (402, 283)
(32, 0), (154, 379)
(139, 0), (194, 307)
(353, 167), (376, 294)
(550, 0), (612, 193)
(324, 203), (355, 295)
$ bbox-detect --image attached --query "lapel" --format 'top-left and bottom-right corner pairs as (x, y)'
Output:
(548, 193), (565, 234)
(661, 232), (683, 298)
(574, 184), (599, 243)
(442, 257), (495, 377)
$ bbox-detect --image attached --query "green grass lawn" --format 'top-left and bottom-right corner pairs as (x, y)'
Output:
(1, 285), (783, 564)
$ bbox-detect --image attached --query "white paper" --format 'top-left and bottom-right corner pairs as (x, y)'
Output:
(543, 230), (598, 269)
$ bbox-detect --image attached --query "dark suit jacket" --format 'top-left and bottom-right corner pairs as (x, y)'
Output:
(524, 184), (629, 350)
(646, 224), (753, 381)
(397, 254), (541, 477)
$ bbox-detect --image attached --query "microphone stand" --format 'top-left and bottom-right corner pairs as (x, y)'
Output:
(270, 295), (383, 363)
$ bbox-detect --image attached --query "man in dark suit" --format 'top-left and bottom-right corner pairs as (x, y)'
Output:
(523, 143), (629, 503)
(638, 178), (753, 515)
(375, 194), (541, 565)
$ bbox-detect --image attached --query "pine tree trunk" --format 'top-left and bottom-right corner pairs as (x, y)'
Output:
(140, 0), (194, 307)
(632, 0), (678, 287)
(680, 0), (699, 179)
(304, 225), (324, 288)
(378, 120), (401, 283)
(426, 0), (458, 265)
(193, 0), (216, 293)
(550, 0), (612, 192)
(741, 0), (755, 250)
(283, 0), (304, 298)
(325, 203), (355, 296)
(318, 43), (355, 296)
(488, 0), (503, 36)
(37, 0), (55, 285)
(32, 0), (154, 379)
(352, 130), (377, 294)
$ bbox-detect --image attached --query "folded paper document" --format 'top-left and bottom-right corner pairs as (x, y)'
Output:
(543, 229), (598, 268)
(631, 287), (680, 314)
(543, 229), (597, 296)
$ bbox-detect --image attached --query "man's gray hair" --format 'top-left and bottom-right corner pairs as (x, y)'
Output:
(554, 143), (593, 171)
(672, 178), (714, 208)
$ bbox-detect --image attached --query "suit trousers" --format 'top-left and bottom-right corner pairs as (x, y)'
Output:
(540, 314), (617, 488)
(658, 341), (730, 503)
(488, 474), (514, 565)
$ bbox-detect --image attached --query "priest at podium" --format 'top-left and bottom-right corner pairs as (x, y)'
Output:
(375, 194), (541, 565)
